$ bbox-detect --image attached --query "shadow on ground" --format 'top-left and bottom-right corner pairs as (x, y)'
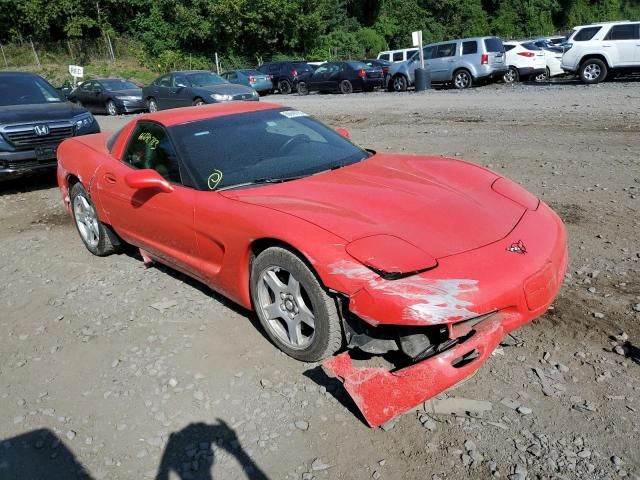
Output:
(0, 420), (267, 480)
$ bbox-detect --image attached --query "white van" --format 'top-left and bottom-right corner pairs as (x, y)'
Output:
(377, 48), (419, 63)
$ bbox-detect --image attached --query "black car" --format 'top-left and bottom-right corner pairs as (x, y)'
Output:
(362, 58), (392, 86)
(142, 71), (259, 112)
(297, 61), (384, 95)
(0, 72), (100, 180)
(256, 61), (314, 94)
(68, 78), (146, 116)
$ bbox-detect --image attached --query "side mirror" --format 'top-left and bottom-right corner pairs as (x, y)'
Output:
(336, 128), (350, 139)
(125, 169), (174, 193)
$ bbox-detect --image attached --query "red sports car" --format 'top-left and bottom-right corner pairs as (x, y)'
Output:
(57, 102), (567, 427)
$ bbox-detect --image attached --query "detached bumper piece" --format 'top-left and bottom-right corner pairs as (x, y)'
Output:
(323, 312), (525, 428)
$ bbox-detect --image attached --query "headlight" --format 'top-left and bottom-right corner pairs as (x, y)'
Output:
(211, 93), (233, 102)
(252, 90), (259, 97)
(73, 112), (95, 131)
(115, 95), (140, 101)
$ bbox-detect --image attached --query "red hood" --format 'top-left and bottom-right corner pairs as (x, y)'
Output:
(224, 154), (526, 259)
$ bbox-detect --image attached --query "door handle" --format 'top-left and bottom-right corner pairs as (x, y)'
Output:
(104, 173), (117, 184)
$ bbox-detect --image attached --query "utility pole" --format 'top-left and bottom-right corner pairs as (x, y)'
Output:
(30, 39), (40, 68)
(0, 43), (8, 68)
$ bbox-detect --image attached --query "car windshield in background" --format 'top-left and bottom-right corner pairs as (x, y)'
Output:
(100, 79), (138, 90)
(292, 63), (313, 72)
(240, 69), (264, 76)
(171, 108), (369, 191)
(187, 72), (227, 87)
(0, 75), (62, 106)
(484, 38), (504, 52)
(574, 26), (601, 41)
(347, 61), (369, 69)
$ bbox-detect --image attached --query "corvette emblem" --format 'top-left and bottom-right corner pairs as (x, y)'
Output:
(507, 240), (527, 255)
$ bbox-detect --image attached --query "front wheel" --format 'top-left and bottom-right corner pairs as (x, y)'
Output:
(147, 97), (158, 112)
(70, 183), (121, 256)
(106, 99), (118, 116)
(193, 97), (205, 106)
(391, 75), (408, 92)
(278, 79), (292, 95)
(579, 59), (607, 84)
(503, 67), (519, 83)
(250, 247), (342, 362)
(453, 70), (472, 89)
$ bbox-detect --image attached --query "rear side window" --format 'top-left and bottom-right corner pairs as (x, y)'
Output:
(392, 52), (403, 61)
(378, 53), (390, 60)
(574, 26), (601, 41)
(605, 24), (639, 40)
(292, 62), (312, 72)
(521, 42), (541, 51)
(435, 43), (457, 58)
(462, 41), (478, 55)
(406, 49), (418, 58)
(504, 44), (516, 52)
(484, 38), (504, 52)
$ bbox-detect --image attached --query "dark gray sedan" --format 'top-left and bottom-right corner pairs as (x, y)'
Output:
(142, 71), (259, 112)
(68, 78), (146, 116)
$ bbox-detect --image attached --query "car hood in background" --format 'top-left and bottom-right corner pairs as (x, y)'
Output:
(196, 83), (255, 95)
(110, 88), (143, 97)
(224, 154), (527, 260)
(0, 102), (89, 124)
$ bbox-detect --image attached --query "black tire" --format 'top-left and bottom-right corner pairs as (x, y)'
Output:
(278, 79), (292, 95)
(297, 81), (309, 96)
(250, 247), (342, 362)
(503, 67), (519, 83)
(535, 68), (550, 83)
(452, 69), (472, 89)
(106, 99), (118, 116)
(70, 183), (121, 256)
(579, 58), (607, 84)
(193, 97), (205, 106)
(391, 74), (408, 92)
(339, 80), (353, 94)
(147, 97), (158, 112)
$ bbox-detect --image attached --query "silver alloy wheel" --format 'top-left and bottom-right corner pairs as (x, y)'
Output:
(256, 267), (316, 349)
(503, 68), (517, 83)
(583, 63), (601, 81)
(148, 98), (158, 112)
(393, 75), (407, 92)
(73, 194), (100, 249)
(454, 71), (471, 89)
(106, 100), (117, 116)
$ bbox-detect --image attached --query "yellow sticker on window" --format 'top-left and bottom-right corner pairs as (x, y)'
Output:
(138, 131), (160, 150)
(207, 170), (223, 190)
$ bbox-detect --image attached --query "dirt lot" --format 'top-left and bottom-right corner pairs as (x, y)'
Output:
(1, 79), (639, 480)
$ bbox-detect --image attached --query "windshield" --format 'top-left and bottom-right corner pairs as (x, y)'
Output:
(186, 72), (227, 87)
(100, 79), (138, 90)
(0, 75), (62, 106)
(484, 38), (504, 52)
(171, 108), (369, 191)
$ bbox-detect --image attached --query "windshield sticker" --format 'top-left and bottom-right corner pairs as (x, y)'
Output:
(138, 132), (159, 150)
(280, 110), (308, 119)
(207, 170), (223, 190)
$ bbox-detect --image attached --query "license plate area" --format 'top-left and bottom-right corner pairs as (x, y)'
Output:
(35, 144), (58, 161)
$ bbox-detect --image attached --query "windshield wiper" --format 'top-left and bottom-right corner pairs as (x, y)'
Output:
(216, 175), (307, 191)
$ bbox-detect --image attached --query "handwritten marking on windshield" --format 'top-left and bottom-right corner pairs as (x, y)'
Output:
(207, 170), (223, 190)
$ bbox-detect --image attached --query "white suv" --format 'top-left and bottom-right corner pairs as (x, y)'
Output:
(561, 20), (640, 83)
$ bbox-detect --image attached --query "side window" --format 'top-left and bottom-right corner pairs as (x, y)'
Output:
(123, 122), (182, 184)
(80, 81), (93, 91)
(574, 26), (601, 41)
(435, 43), (457, 58)
(406, 49), (417, 59)
(504, 44), (516, 52)
(423, 46), (436, 60)
(605, 24), (639, 40)
(172, 75), (188, 87)
(379, 53), (390, 60)
(268, 64), (280, 74)
(156, 75), (171, 87)
(462, 41), (478, 55)
(392, 51), (404, 61)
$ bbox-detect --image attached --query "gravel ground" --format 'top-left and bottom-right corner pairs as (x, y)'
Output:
(1, 78), (639, 480)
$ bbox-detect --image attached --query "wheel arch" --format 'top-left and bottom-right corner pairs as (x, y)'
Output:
(249, 237), (322, 285)
(580, 54), (610, 69)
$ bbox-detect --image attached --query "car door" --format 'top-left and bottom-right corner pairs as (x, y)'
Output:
(153, 74), (173, 109)
(308, 64), (327, 91)
(169, 73), (191, 108)
(431, 42), (458, 81)
(75, 81), (94, 110)
(603, 23), (640, 66)
(325, 63), (342, 90)
(94, 120), (198, 274)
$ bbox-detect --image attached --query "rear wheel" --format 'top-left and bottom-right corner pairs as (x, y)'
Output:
(297, 81), (309, 95)
(391, 75), (408, 92)
(106, 99), (118, 116)
(339, 80), (353, 94)
(503, 67), (519, 83)
(70, 183), (121, 256)
(535, 68), (550, 82)
(250, 247), (342, 362)
(579, 58), (607, 84)
(147, 97), (158, 112)
(278, 79), (292, 94)
(453, 69), (472, 89)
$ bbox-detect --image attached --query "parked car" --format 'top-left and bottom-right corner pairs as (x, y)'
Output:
(57, 101), (567, 428)
(0, 71), (99, 180)
(142, 71), (258, 112)
(363, 58), (392, 86)
(503, 41), (547, 83)
(298, 61), (384, 95)
(388, 37), (507, 91)
(256, 61), (314, 94)
(68, 78), (146, 116)
(561, 20), (640, 84)
(221, 69), (273, 95)
(377, 48), (419, 63)
(518, 41), (564, 81)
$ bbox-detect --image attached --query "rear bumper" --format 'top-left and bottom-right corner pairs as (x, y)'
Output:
(475, 65), (508, 81)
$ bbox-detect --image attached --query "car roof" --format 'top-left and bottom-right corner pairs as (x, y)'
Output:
(142, 101), (285, 127)
(573, 20), (633, 29)
(0, 71), (39, 77)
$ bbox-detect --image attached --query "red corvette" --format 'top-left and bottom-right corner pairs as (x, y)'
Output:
(57, 102), (567, 427)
